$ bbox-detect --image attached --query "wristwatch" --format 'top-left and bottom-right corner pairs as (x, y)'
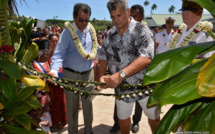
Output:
(119, 70), (126, 79)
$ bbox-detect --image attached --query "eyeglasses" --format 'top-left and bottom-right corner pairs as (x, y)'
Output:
(166, 21), (174, 24)
(78, 19), (90, 23)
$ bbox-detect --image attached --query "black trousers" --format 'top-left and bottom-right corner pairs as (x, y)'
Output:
(113, 101), (142, 127)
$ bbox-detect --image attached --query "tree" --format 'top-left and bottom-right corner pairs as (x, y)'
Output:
(168, 5), (175, 14)
(151, 4), (157, 15)
(91, 18), (98, 26)
(53, 16), (58, 19)
(0, 0), (45, 133)
(7, 0), (38, 19)
(143, 0), (150, 14)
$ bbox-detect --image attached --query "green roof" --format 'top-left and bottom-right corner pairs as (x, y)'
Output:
(146, 14), (213, 27)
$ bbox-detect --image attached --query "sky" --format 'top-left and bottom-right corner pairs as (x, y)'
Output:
(16, 0), (210, 21)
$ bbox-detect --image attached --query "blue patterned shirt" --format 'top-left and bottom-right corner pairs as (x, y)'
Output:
(99, 18), (154, 102)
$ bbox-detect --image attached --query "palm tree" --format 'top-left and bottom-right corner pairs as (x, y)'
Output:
(91, 18), (98, 25)
(143, 0), (150, 14)
(0, 0), (38, 45)
(168, 5), (175, 14)
(151, 4), (157, 15)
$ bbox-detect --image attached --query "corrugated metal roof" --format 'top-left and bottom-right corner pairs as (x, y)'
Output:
(145, 14), (213, 27)
(145, 17), (157, 27)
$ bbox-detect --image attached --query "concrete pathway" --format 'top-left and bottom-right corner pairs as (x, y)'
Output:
(52, 88), (172, 134)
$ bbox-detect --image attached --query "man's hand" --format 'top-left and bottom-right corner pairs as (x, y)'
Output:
(47, 71), (58, 77)
(47, 71), (58, 85)
(97, 75), (109, 90)
(105, 72), (123, 88)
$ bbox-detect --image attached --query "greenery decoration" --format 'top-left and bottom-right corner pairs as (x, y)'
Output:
(20, 61), (154, 100)
(0, 1), (46, 132)
(143, 5), (215, 132)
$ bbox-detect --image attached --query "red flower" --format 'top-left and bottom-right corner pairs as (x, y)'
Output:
(0, 45), (14, 53)
(174, 29), (182, 34)
(194, 29), (199, 33)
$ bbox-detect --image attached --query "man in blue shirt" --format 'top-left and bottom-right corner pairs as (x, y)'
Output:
(48, 3), (98, 134)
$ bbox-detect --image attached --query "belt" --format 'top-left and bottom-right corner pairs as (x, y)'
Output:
(64, 67), (91, 75)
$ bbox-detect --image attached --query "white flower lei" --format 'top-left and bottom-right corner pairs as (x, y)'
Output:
(169, 21), (213, 49)
(65, 22), (98, 60)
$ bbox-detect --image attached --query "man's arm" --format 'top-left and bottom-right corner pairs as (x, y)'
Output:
(105, 56), (151, 88)
(98, 60), (108, 79)
(155, 42), (159, 49)
(97, 60), (109, 89)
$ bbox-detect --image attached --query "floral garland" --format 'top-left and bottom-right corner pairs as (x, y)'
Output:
(64, 22), (98, 60)
(169, 21), (213, 49)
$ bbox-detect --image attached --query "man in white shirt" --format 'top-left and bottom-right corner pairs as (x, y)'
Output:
(155, 16), (175, 54)
(168, 0), (214, 58)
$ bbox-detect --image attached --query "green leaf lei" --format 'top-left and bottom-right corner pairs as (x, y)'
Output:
(18, 62), (154, 100)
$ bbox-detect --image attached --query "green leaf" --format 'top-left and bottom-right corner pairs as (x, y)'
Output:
(3, 124), (46, 134)
(14, 114), (31, 130)
(15, 86), (36, 102)
(0, 93), (6, 105)
(143, 41), (215, 86)
(3, 103), (33, 116)
(183, 99), (215, 133)
(194, 0), (215, 16)
(10, 21), (21, 46)
(197, 53), (215, 97)
(26, 95), (42, 109)
(21, 42), (39, 65)
(0, 75), (16, 99)
(0, 60), (21, 79)
(0, 0), (9, 7)
(207, 30), (215, 39)
(155, 101), (202, 134)
(16, 19), (36, 61)
(148, 60), (206, 108)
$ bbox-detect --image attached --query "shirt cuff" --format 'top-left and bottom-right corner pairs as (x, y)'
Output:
(50, 69), (58, 77)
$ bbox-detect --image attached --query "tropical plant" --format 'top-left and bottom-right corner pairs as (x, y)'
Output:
(143, 1), (215, 133)
(194, 0), (215, 18)
(143, 0), (150, 14)
(0, 0), (46, 133)
(151, 4), (157, 15)
(168, 5), (175, 14)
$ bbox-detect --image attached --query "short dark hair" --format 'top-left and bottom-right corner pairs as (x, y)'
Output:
(48, 34), (58, 40)
(131, 4), (144, 15)
(107, 25), (113, 30)
(73, 3), (91, 18)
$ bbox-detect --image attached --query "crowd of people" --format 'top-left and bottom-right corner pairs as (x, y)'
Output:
(29, 0), (215, 134)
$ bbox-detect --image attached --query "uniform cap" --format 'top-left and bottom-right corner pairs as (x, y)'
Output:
(165, 16), (176, 22)
(179, 0), (203, 11)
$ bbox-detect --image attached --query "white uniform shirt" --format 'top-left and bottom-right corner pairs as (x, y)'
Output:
(176, 21), (214, 58)
(156, 29), (174, 54)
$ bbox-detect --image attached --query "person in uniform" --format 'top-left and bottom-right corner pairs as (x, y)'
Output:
(155, 16), (176, 54)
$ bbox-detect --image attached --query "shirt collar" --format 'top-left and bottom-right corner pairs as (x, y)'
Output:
(110, 17), (137, 35)
(185, 20), (200, 33)
(72, 22), (90, 33)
